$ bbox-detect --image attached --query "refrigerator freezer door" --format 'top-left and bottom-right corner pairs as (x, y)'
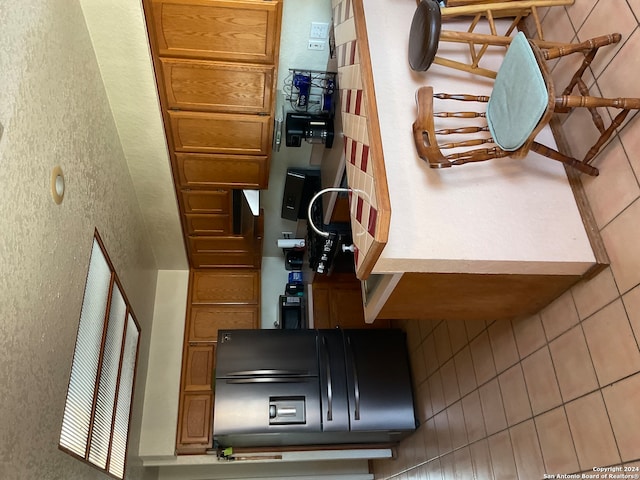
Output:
(317, 329), (350, 432)
(344, 329), (416, 432)
(216, 329), (319, 378)
(214, 376), (321, 435)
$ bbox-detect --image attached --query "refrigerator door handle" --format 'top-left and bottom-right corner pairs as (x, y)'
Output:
(225, 369), (309, 377)
(225, 377), (309, 384)
(346, 335), (361, 421)
(322, 336), (333, 421)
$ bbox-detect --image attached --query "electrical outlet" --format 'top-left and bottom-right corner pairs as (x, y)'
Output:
(282, 232), (293, 239)
(310, 22), (330, 39)
(308, 40), (326, 51)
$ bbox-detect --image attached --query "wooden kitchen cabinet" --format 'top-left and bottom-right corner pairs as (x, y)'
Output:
(189, 306), (259, 341)
(169, 111), (272, 156)
(176, 269), (261, 454)
(176, 153), (268, 190)
(177, 392), (213, 447)
(312, 273), (390, 329)
(161, 59), (275, 114)
(183, 344), (216, 392)
(143, 0), (282, 269)
(149, 0), (282, 64)
(184, 213), (231, 236)
(191, 266), (260, 304)
(180, 189), (231, 214)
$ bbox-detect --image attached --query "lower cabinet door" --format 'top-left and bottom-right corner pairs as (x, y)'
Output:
(177, 392), (212, 447)
(189, 306), (259, 342)
(183, 344), (216, 392)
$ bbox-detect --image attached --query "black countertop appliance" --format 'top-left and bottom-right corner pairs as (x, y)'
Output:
(213, 328), (416, 447)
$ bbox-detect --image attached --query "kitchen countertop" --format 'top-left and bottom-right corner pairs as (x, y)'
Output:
(331, 0), (597, 280)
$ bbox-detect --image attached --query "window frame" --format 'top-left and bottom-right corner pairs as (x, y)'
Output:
(58, 230), (141, 480)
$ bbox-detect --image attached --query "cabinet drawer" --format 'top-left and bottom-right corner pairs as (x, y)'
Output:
(189, 305), (259, 342)
(191, 270), (259, 304)
(183, 344), (215, 392)
(185, 214), (231, 235)
(177, 392), (212, 446)
(161, 59), (274, 114)
(180, 189), (230, 214)
(189, 235), (252, 254)
(169, 110), (272, 155)
(191, 252), (261, 269)
(176, 153), (268, 189)
(150, 0), (282, 64)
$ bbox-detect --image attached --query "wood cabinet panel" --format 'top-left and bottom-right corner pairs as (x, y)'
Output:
(180, 189), (230, 214)
(189, 235), (252, 253)
(161, 59), (274, 114)
(151, 0), (282, 63)
(176, 153), (268, 189)
(189, 305), (259, 341)
(177, 392), (212, 446)
(169, 110), (271, 155)
(312, 274), (390, 329)
(183, 344), (215, 392)
(191, 252), (260, 269)
(192, 270), (259, 304)
(185, 213), (231, 235)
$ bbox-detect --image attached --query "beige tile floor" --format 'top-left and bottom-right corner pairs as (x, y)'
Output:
(371, 1), (640, 478)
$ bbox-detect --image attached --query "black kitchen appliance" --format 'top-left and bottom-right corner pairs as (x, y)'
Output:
(281, 168), (320, 221)
(213, 329), (416, 447)
(285, 112), (334, 148)
(278, 295), (306, 329)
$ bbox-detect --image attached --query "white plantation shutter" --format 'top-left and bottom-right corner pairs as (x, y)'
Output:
(89, 284), (126, 469)
(59, 233), (140, 479)
(109, 314), (139, 479)
(60, 239), (111, 457)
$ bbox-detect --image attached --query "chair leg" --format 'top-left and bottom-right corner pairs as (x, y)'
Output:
(530, 142), (599, 176)
(553, 95), (640, 167)
(583, 109), (631, 164)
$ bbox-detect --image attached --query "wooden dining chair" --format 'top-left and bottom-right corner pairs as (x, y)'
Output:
(412, 32), (640, 176)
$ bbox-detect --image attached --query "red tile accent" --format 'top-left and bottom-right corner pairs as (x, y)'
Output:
(351, 139), (358, 165)
(356, 196), (364, 223)
(350, 41), (357, 65)
(346, 89), (352, 113)
(368, 206), (378, 237)
(361, 144), (369, 172)
(346, 0), (352, 20)
(355, 90), (363, 115)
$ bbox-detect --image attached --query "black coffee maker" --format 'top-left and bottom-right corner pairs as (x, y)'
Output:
(285, 112), (334, 148)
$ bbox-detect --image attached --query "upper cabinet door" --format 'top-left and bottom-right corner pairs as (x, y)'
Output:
(161, 59), (275, 114)
(151, 0), (283, 64)
(169, 111), (272, 155)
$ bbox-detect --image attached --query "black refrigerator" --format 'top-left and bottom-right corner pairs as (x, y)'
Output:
(213, 328), (416, 448)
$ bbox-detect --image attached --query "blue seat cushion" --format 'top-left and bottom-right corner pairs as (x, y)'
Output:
(487, 32), (549, 151)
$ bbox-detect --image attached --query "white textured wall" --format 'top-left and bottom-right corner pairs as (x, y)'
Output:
(260, 257), (291, 328)
(79, 0), (187, 270)
(0, 1), (158, 479)
(139, 270), (189, 459)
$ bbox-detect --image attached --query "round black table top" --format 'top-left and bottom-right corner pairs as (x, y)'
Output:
(409, 0), (443, 71)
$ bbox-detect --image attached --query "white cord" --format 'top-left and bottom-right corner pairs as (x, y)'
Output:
(307, 187), (353, 238)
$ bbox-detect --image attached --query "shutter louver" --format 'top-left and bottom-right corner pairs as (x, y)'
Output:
(59, 239), (111, 458)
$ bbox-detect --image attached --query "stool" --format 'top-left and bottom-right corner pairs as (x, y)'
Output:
(409, 0), (574, 78)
